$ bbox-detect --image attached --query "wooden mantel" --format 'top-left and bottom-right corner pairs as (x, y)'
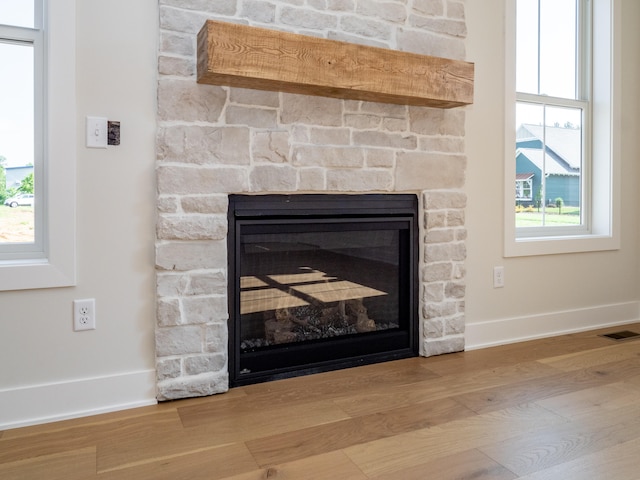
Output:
(197, 20), (474, 108)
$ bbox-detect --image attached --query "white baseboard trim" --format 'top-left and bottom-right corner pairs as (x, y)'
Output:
(466, 301), (640, 350)
(3, 303), (638, 430)
(0, 369), (157, 431)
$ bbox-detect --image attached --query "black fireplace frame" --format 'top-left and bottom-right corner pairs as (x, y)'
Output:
(227, 194), (419, 386)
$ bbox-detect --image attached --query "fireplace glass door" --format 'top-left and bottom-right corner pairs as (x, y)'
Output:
(228, 195), (418, 386)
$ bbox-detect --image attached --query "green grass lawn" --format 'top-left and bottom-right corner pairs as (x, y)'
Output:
(516, 206), (581, 228)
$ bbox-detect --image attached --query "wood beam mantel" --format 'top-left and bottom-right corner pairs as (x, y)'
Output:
(197, 20), (474, 108)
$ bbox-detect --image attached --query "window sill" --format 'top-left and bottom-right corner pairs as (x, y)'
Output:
(0, 259), (75, 291)
(504, 233), (619, 257)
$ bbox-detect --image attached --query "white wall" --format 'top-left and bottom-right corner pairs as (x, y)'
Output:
(0, 0), (158, 429)
(464, 0), (640, 348)
(1, 0), (639, 429)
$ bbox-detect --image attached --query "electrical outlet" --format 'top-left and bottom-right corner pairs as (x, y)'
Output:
(73, 298), (96, 331)
(493, 266), (505, 288)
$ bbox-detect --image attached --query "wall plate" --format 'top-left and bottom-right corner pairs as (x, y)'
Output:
(86, 116), (108, 148)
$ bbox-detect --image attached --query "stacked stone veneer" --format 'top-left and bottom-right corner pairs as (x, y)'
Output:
(155, 0), (468, 401)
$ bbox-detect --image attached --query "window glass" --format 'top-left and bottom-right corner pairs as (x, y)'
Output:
(516, 0), (539, 94)
(517, 0), (578, 98)
(0, 1), (40, 251)
(515, 102), (583, 228)
(0, 41), (35, 244)
(0, 0), (35, 28)
(539, 0), (577, 98)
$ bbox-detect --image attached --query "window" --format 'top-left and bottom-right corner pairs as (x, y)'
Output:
(516, 174), (533, 202)
(515, 0), (588, 234)
(0, 0), (76, 291)
(505, 0), (620, 256)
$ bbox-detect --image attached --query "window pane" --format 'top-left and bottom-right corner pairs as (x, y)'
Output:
(539, 0), (577, 98)
(515, 102), (582, 228)
(0, 41), (35, 244)
(516, 0), (578, 99)
(516, 0), (539, 94)
(0, 0), (36, 28)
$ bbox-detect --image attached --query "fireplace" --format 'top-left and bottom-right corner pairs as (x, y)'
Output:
(155, 0), (469, 401)
(228, 194), (419, 386)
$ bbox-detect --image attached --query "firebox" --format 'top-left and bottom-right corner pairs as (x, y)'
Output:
(228, 194), (419, 386)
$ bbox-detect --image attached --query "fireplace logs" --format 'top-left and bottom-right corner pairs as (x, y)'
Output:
(240, 297), (390, 351)
(256, 298), (381, 349)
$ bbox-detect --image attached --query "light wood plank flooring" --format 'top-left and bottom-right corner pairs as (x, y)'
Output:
(3, 323), (640, 479)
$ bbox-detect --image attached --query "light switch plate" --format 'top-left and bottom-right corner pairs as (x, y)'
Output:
(86, 116), (108, 148)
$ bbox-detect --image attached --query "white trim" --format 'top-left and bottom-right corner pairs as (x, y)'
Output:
(0, 369), (157, 430)
(504, 0), (620, 257)
(466, 301), (639, 350)
(0, 0), (76, 290)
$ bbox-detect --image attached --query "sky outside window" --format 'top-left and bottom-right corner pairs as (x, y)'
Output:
(0, 42), (34, 168)
(0, 1), (36, 168)
(0, 0), (35, 28)
(516, 0), (579, 130)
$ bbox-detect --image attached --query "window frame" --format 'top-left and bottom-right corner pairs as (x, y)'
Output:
(504, 0), (620, 257)
(0, 0), (76, 291)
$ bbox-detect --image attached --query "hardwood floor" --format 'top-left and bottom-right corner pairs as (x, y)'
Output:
(3, 323), (640, 479)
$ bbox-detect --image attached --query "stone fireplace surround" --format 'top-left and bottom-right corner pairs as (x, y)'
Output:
(155, 0), (468, 401)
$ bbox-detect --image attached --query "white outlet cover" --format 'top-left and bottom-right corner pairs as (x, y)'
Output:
(493, 266), (505, 288)
(73, 298), (96, 331)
